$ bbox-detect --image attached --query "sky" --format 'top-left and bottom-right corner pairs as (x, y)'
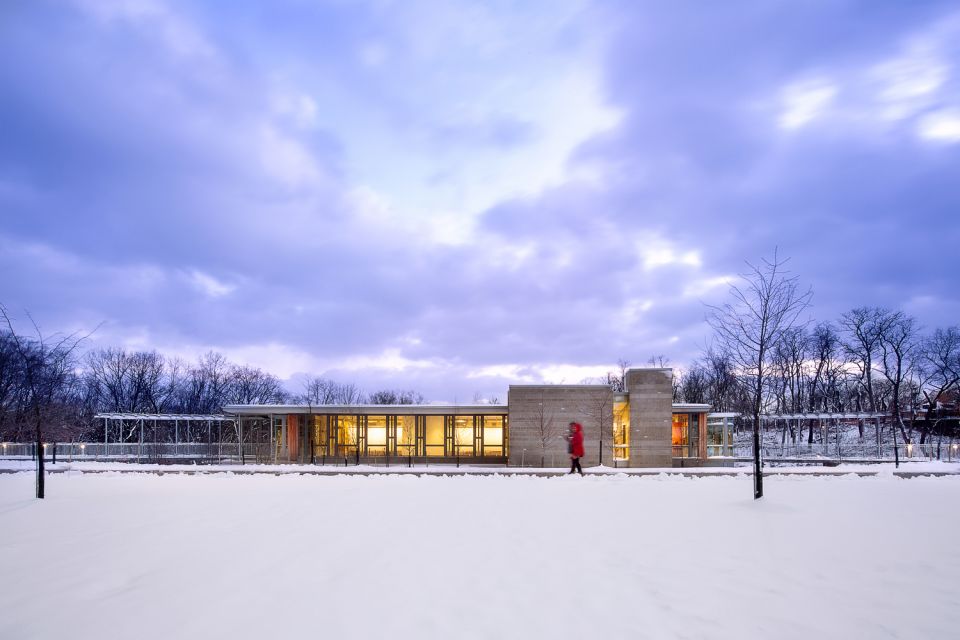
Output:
(2, 0), (959, 401)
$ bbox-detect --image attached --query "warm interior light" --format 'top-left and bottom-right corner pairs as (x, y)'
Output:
(368, 427), (387, 446)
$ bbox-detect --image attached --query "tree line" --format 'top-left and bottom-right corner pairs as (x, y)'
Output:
(674, 306), (959, 447)
(0, 334), (423, 443)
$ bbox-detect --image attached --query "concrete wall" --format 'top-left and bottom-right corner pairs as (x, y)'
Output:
(626, 368), (673, 467)
(507, 385), (614, 467)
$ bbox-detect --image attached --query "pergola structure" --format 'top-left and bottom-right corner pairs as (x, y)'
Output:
(759, 412), (888, 421)
(96, 413), (235, 444)
(93, 413), (272, 463)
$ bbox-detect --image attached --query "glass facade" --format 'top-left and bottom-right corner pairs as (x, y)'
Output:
(613, 400), (630, 461)
(396, 415), (417, 457)
(297, 413), (510, 458)
(367, 415), (388, 456)
(312, 415), (329, 458)
(425, 416), (445, 457)
(337, 416), (360, 457)
(453, 415), (475, 457)
(672, 413), (688, 454)
(706, 415), (733, 457)
(672, 413), (702, 458)
(482, 416), (505, 456)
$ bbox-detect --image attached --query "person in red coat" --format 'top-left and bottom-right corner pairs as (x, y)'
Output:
(567, 422), (585, 475)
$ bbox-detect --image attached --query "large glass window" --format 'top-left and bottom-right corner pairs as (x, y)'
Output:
(396, 415), (416, 457)
(367, 416), (387, 456)
(672, 413), (701, 458)
(613, 401), (630, 461)
(425, 416), (445, 457)
(453, 415), (474, 457)
(338, 416), (359, 456)
(482, 416), (504, 456)
(672, 413), (689, 457)
(706, 415), (732, 457)
(312, 415), (329, 457)
(273, 416), (284, 459)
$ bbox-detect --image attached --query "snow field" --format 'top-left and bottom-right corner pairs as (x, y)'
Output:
(1, 471), (958, 639)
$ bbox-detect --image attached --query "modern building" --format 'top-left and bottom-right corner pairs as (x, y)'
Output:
(225, 368), (737, 467)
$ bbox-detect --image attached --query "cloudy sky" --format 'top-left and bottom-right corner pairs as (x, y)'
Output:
(2, 0), (959, 400)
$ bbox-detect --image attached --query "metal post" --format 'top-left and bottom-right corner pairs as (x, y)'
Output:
(271, 415), (277, 464)
(239, 417), (244, 465)
(723, 417), (730, 457)
(877, 416), (882, 459)
(175, 418), (179, 459)
(138, 418), (143, 463)
(753, 416), (762, 499)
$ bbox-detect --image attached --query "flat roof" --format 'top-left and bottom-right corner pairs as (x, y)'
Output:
(672, 403), (712, 412)
(95, 413), (233, 421)
(224, 404), (509, 416)
(508, 384), (614, 389)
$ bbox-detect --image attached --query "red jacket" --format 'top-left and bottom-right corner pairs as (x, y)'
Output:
(569, 423), (585, 458)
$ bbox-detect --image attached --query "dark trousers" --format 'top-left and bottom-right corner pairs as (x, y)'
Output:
(569, 457), (583, 475)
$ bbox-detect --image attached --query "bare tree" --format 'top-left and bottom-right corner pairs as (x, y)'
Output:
(917, 327), (960, 449)
(367, 389), (424, 405)
(300, 377), (363, 405)
(706, 250), (812, 499)
(531, 390), (561, 467)
(472, 391), (502, 405)
(878, 311), (919, 466)
(677, 364), (710, 404)
(180, 352), (234, 414)
(579, 389), (613, 466)
(606, 358), (630, 392)
(1, 305), (90, 499)
(230, 365), (287, 405)
(839, 307), (892, 414)
(702, 346), (744, 413)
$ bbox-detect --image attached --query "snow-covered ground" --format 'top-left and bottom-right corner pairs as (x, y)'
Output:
(1, 471), (958, 639)
(3, 458), (958, 475)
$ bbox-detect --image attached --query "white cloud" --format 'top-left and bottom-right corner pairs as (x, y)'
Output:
(468, 362), (613, 385)
(917, 108), (960, 143)
(186, 270), (236, 298)
(683, 275), (735, 298)
(640, 243), (702, 270)
(778, 79), (838, 130)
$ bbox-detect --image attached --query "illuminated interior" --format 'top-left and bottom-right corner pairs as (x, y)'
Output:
(613, 400), (630, 461)
(672, 413), (701, 458)
(672, 413), (689, 457)
(425, 416), (444, 457)
(454, 415), (474, 457)
(312, 415), (329, 456)
(482, 416), (504, 456)
(338, 416), (359, 455)
(396, 415), (416, 456)
(367, 415), (387, 455)
(277, 412), (508, 459)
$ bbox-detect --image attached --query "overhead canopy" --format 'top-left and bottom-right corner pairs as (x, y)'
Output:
(759, 413), (887, 420)
(94, 413), (234, 421)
